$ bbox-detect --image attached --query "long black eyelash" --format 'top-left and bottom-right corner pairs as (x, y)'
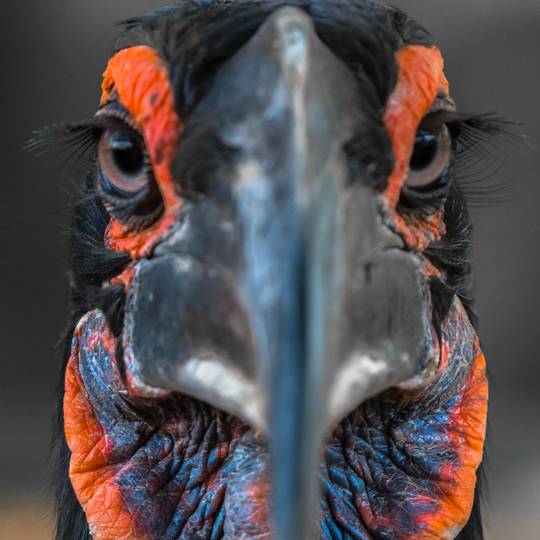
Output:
(450, 113), (526, 208)
(398, 111), (522, 216)
(28, 111), (523, 214)
(25, 120), (101, 181)
(27, 117), (163, 230)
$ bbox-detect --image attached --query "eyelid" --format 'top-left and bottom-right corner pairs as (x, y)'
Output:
(419, 110), (457, 133)
(94, 102), (143, 136)
(420, 93), (460, 134)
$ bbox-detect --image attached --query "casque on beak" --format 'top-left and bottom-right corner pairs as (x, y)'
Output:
(123, 7), (435, 539)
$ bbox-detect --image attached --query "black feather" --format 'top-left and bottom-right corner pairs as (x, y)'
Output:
(51, 329), (92, 540)
(52, 181), (129, 539)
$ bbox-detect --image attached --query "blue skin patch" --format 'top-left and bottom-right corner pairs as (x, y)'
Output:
(71, 306), (479, 539)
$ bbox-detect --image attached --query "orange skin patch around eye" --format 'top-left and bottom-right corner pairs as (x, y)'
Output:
(384, 45), (449, 251)
(101, 46), (182, 259)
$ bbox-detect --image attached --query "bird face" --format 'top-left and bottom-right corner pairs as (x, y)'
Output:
(60, 2), (488, 539)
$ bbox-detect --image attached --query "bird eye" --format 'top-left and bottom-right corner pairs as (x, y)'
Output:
(405, 125), (452, 191)
(98, 129), (149, 195)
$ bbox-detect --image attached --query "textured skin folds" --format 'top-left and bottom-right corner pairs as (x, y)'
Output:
(321, 301), (487, 539)
(65, 300), (486, 539)
(66, 312), (264, 540)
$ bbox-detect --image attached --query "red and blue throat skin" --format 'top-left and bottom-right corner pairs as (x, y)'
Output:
(56, 2), (490, 539)
(65, 299), (486, 539)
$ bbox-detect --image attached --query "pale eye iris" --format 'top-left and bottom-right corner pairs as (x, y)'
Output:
(98, 129), (148, 194)
(406, 125), (452, 190)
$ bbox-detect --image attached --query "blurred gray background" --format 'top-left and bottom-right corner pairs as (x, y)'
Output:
(0, 1), (538, 538)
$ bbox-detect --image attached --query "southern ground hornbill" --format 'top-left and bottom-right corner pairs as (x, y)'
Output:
(39, 1), (512, 538)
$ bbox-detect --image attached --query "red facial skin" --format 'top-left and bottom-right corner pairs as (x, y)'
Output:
(383, 46), (449, 253)
(64, 44), (488, 540)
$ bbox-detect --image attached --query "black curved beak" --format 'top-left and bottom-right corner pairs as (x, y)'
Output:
(123, 7), (435, 539)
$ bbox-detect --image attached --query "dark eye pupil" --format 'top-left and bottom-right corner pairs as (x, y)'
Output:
(410, 132), (437, 171)
(110, 132), (144, 176)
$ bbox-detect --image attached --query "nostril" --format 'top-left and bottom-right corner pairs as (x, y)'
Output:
(364, 261), (374, 283)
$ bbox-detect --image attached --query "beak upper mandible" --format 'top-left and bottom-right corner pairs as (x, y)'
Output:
(125, 7), (433, 539)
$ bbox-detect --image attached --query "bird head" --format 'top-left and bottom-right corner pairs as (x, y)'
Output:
(58, 2), (489, 539)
